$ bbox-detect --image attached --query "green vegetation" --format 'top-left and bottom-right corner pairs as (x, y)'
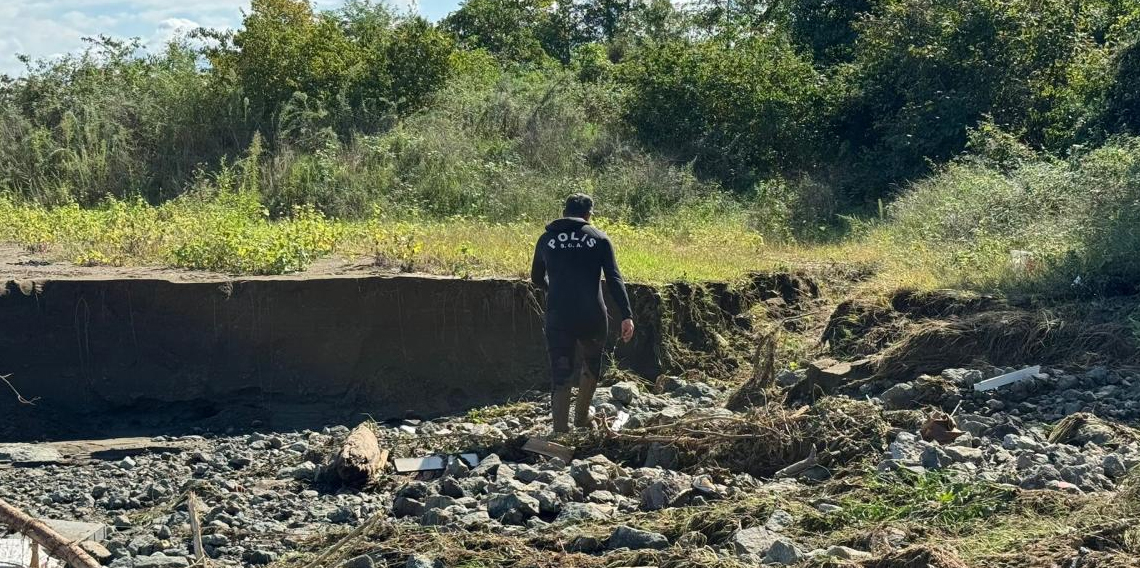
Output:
(822, 470), (1018, 531)
(2, 0), (1140, 293)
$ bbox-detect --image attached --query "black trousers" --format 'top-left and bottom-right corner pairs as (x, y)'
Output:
(545, 315), (607, 388)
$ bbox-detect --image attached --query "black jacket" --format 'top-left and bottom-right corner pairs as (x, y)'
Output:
(531, 217), (633, 324)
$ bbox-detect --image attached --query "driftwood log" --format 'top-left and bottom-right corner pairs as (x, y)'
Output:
(0, 497), (102, 568)
(332, 424), (388, 488)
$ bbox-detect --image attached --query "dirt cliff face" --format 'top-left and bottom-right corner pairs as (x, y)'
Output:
(0, 273), (810, 441)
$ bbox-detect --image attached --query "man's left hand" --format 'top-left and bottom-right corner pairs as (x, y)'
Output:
(620, 318), (635, 343)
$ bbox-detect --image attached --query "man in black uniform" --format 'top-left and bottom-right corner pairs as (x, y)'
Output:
(531, 194), (635, 433)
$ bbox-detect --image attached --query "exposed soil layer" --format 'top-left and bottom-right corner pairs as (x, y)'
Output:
(0, 270), (817, 442)
(821, 289), (1140, 385)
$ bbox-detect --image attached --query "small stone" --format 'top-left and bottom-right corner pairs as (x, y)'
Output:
(556, 502), (614, 523)
(889, 432), (920, 461)
(392, 497), (425, 518)
(445, 456), (471, 478)
(643, 443), (679, 470)
(118, 457), (137, 470)
(132, 554), (190, 568)
(731, 526), (778, 557)
(815, 503), (843, 514)
(640, 479), (684, 511)
(487, 493), (541, 524)
(244, 550), (278, 565)
(405, 555), (436, 568)
(921, 445), (953, 470)
(469, 454), (502, 478)
(764, 538), (804, 565)
(822, 546), (873, 560)
(611, 382), (640, 405)
(944, 446), (984, 463)
(343, 555), (375, 568)
(607, 525), (668, 550)
(1103, 454), (1128, 479)
(881, 383), (917, 410)
(765, 509), (794, 532)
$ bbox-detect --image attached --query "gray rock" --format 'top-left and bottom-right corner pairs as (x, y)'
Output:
(405, 555), (436, 568)
(730, 526), (779, 557)
(392, 496), (425, 518)
(815, 502), (843, 514)
(944, 446), (984, 463)
(445, 456), (471, 478)
(921, 445), (953, 470)
(424, 495), (460, 511)
(942, 368), (983, 386)
(129, 535), (161, 556)
(881, 383), (917, 410)
(822, 546), (873, 560)
(763, 538), (804, 565)
(244, 550), (278, 565)
(1103, 454), (1128, 479)
(132, 554), (190, 568)
(889, 432), (920, 461)
(343, 556), (375, 568)
(487, 493), (541, 524)
(556, 502), (614, 523)
(607, 525), (668, 550)
(570, 461), (611, 492)
(277, 461), (318, 480)
(643, 443), (679, 470)
(640, 479), (684, 511)
(764, 509), (794, 532)
(513, 464), (540, 483)
(611, 382), (640, 405)
(469, 454), (502, 478)
(0, 444), (65, 464)
(529, 490), (563, 515)
(421, 506), (458, 526)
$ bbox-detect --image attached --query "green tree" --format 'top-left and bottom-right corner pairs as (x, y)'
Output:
(208, 0), (360, 125)
(442, 0), (552, 63)
(622, 33), (824, 189)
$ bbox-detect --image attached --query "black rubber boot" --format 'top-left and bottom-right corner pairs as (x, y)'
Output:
(574, 369), (599, 428)
(552, 386), (572, 434)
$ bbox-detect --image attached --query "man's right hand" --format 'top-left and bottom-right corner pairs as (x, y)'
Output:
(620, 318), (635, 343)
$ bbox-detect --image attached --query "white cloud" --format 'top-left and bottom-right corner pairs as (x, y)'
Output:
(0, 0), (453, 77)
(146, 17), (202, 49)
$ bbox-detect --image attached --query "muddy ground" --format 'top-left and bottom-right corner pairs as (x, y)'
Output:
(4, 258), (1140, 568)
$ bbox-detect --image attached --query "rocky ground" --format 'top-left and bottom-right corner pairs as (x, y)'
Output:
(4, 359), (1140, 568)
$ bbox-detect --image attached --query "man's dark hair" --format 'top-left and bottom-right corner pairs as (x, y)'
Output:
(563, 193), (594, 218)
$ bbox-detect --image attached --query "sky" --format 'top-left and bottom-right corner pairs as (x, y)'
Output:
(0, 0), (464, 76)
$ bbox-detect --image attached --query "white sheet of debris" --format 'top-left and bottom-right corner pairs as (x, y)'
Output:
(0, 536), (64, 568)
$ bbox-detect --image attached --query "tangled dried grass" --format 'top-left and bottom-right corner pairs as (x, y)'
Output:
(584, 398), (890, 477)
(874, 309), (1134, 384)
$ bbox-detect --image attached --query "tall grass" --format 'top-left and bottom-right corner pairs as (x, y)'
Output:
(870, 133), (1140, 295)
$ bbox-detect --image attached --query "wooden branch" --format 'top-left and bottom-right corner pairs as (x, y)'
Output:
(0, 498), (101, 568)
(1, 374), (39, 405)
(188, 492), (206, 565)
